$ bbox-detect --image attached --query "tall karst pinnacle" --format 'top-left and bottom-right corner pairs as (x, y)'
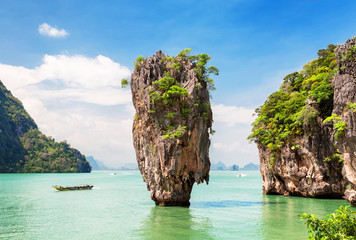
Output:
(130, 49), (217, 206)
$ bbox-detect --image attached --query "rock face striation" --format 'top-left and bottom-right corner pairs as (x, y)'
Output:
(130, 51), (213, 206)
(253, 38), (356, 204)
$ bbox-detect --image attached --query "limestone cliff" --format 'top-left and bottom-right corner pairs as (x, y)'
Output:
(250, 38), (356, 204)
(334, 39), (356, 204)
(130, 50), (215, 206)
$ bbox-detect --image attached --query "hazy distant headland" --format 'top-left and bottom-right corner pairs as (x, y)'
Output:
(210, 161), (259, 171)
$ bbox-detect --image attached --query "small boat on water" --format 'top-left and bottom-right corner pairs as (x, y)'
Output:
(52, 185), (93, 191)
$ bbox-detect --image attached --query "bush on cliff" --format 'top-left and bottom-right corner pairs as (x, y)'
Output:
(19, 129), (91, 173)
(248, 44), (342, 165)
(299, 205), (356, 239)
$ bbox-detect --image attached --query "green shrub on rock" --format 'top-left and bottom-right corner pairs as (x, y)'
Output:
(299, 205), (356, 240)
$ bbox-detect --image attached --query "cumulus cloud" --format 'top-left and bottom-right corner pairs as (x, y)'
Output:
(38, 23), (69, 37)
(0, 54), (131, 105)
(212, 104), (255, 126)
(0, 54), (133, 168)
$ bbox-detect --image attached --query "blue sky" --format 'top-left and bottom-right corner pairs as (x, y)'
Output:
(0, 0), (355, 168)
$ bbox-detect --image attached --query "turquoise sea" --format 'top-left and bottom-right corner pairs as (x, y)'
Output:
(0, 171), (353, 240)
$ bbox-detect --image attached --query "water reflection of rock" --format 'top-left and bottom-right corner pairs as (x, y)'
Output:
(138, 206), (213, 240)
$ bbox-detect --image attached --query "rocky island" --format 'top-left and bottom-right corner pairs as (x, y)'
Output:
(0, 81), (91, 173)
(249, 38), (356, 205)
(128, 49), (218, 206)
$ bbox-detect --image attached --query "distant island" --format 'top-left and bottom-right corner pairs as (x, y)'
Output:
(0, 81), (91, 173)
(240, 163), (259, 171)
(86, 156), (139, 170)
(119, 163), (138, 170)
(86, 156), (109, 170)
(210, 161), (259, 171)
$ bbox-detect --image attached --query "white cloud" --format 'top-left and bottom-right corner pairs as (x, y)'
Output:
(38, 23), (69, 37)
(1, 54), (131, 105)
(0, 54), (133, 168)
(212, 104), (255, 126)
(213, 141), (244, 153)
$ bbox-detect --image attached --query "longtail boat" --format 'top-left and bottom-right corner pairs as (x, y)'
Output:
(52, 185), (93, 191)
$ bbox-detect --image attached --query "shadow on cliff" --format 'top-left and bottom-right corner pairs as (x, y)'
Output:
(137, 206), (214, 240)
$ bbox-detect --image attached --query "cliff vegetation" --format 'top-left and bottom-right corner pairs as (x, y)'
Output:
(249, 44), (338, 165)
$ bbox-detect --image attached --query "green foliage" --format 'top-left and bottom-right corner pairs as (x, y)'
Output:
(193, 54), (218, 92)
(346, 102), (356, 112)
(149, 71), (190, 139)
(346, 46), (356, 61)
(150, 73), (189, 106)
(121, 78), (130, 88)
(310, 77), (334, 104)
(249, 44), (338, 165)
(176, 49), (219, 93)
(324, 153), (343, 164)
(134, 56), (146, 70)
(20, 129), (91, 173)
(163, 125), (187, 139)
(249, 90), (306, 155)
(166, 56), (182, 70)
(149, 91), (161, 105)
(280, 72), (303, 93)
(323, 114), (347, 140)
(152, 74), (176, 91)
(299, 205), (356, 240)
(180, 106), (191, 119)
(200, 102), (211, 120)
(177, 48), (193, 59)
(194, 97), (212, 119)
(209, 128), (216, 135)
(291, 144), (300, 151)
(166, 85), (189, 100)
(334, 121), (347, 139)
(295, 105), (319, 126)
(164, 112), (175, 118)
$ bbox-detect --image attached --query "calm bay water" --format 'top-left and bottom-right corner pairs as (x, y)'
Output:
(0, 171), (353, 239)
